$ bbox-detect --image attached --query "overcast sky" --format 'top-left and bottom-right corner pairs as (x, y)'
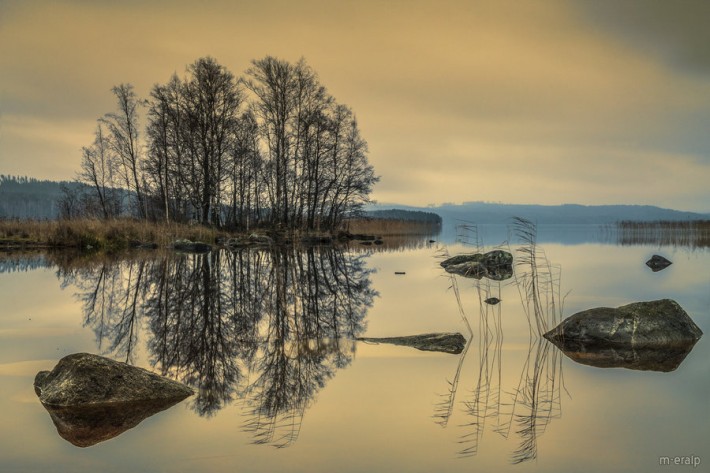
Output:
(1, 0), (709, 211)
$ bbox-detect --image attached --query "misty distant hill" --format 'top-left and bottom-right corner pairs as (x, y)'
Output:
(4, 175), (708, 225)
(0, 175), (72, 219)
(367, 202), (710, 224)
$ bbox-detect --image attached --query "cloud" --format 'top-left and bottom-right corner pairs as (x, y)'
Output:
(1, 0), (709, 211)
(572, 0), (710, 73)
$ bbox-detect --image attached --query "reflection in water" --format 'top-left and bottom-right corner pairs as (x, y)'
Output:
(56, 247), (376, 447)
(0, 252), (49, 273)
(550, 340), (700, 372)
(438, 219), (565, 464)
(614, 221), (710, 249)
(39, 399), (187, 447)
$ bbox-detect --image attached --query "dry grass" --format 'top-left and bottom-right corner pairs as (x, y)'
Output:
(0, 218), (229, 250)
(343, 218), (441, 236)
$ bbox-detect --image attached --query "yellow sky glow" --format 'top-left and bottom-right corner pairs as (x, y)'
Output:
(1, 0), (709, 211)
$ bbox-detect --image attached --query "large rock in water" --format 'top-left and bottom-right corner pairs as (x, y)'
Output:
(34, 353), (194, 447)
(357, 333), (467, 354)
(544, 299), (702, 371)
(440, 250), (513, 280)
(544, 299), (702, 347)
(34, 353), (194, 406)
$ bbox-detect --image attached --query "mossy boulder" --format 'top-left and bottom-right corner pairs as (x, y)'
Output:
(544, 299), (702, 348)
(34, 353), (194, 406)
(440, 249), (513, 280)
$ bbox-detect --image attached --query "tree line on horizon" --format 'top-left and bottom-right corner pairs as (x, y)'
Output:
(67, 56), (378, 232)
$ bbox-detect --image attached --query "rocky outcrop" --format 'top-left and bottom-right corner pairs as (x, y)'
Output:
(357, 333), (467, 354)
(440, 250), (513, 280)
(646, 255), (672, 272)
(544, 299), (702, 349)
(34, 353), (194, 406)
(172, 239), (212, 253)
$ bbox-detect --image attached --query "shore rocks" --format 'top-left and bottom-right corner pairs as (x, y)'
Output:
(357, 333), (467, 354)
(543, 299), (702, 349)
(226, 233), (274, 248)
(646, 255), (672, 272)
(440, 250), (513, 280)
(172, 239), (212, 253)
(300, 235), (333, 245)
(34, 353), (194, 406)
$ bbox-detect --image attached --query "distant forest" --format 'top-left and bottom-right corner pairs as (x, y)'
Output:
(66, 56), (378, 231)
(363, 209), (442, 224)
(0, 175), (81, 219)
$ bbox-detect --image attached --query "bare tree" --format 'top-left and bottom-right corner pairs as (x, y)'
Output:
(101, 84), (147, 219)
(182, 57), (244, 226)
(78, 124), (121, 219)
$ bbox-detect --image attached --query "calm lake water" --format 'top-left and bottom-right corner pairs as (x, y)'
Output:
(1, 225), (708, 473)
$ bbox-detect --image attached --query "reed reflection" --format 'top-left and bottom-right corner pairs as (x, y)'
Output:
(57, 247), (376, 447)
(438, 219), (565, 464)
(614, 220), (710, 249)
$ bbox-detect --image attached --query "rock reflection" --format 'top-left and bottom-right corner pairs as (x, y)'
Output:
(58, 247), (376, 447)
(550, 341), (699, 372)
(39, 399), (187, 447)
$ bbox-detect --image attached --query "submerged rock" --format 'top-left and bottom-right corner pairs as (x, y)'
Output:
(553, 341), (699, 372)
(544, 299), (702, 349)
(34, 353), (194, 406)
(357, 333), (467, 354)
(646, 254), (672, 272)
(172, 239), (212, 253)
(440, 250), (513, 281)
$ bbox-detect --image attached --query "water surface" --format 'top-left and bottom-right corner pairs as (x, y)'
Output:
(0, 227), (708, 473)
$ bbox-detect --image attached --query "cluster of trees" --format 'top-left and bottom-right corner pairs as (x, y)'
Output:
(76, 56), (378, 231)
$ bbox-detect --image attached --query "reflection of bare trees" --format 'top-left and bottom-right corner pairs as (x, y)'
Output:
(442, 219), (565, 463)
(57, 247), (375, 446)
(0, 252), (48, 273)
(59, 256), (149, 364)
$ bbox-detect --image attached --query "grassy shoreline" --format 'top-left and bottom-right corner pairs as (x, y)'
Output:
(0, 219), (230, 251)
(0, 217), (441, 251)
